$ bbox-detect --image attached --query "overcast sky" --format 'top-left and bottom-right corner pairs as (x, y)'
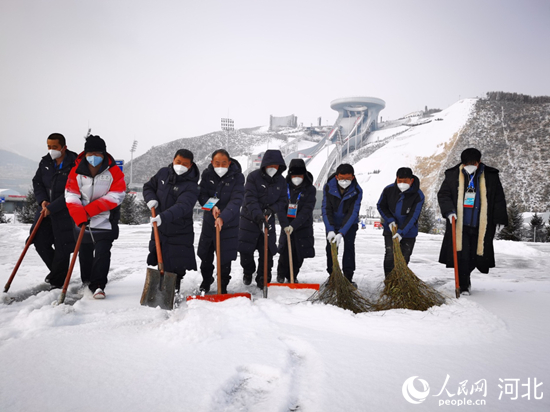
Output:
(1, 0), (549, 162)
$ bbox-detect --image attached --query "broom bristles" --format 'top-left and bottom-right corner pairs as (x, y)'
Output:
(375, 231), (445, 311)
(308, 243), (374, 314)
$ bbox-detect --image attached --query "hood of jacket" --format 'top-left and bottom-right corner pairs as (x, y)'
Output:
(260, 149), (287, 176)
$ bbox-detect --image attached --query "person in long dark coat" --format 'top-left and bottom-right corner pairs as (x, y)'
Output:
(238, 149), (287, 289)
(197, 149), (245, 294)
(276, 158), (316, 283)
(31, 133), (78, 288)
(377, 167), (424, 278)
(143, 149), (200, 292)
(438, 148), (508, 295)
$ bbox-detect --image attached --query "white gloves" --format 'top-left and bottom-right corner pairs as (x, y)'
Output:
(447, 213), (457, 223)
(150, 215), (162, 227)
(496, 224), (505, 232)
(284, 226), (293, 235)
(147, 200), (159, 210)
(327, 231), (336, 242)
(392, 233), (402, 242)
(333, 233), (343, 246)
(389, 221), (397, 231)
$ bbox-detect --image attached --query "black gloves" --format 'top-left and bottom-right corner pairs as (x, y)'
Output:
(263, 207), (274, 218)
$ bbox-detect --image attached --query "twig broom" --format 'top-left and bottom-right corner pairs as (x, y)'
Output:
(375, 227), (445, 311)
(308, 242), (374, 314)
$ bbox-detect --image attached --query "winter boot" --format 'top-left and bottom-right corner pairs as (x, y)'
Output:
(243, 272), (253, 286)
(200, 277), (214, 293)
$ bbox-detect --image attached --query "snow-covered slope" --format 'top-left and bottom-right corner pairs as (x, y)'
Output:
(352, 99), (476, 213)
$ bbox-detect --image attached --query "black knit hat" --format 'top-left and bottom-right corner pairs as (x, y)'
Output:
(461, 148), (481, 164)
(396, 167), (413, 178)
(84, 135), (106, 153)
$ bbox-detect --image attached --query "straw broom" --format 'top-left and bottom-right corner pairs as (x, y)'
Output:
(308, 243), (374, 314)
(375, 227), (445, 311)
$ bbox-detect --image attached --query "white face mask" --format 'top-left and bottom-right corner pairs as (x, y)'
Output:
(173, 164), (188, 175)
(464, 165), (477, 174)
(214, 167), (228, 177)
(49, 149), (62, 160)
(266, 167), (277, 177)
(338, 179), (351, 189)
(397, 183), (410, 192)
(291, 177), (303, 186)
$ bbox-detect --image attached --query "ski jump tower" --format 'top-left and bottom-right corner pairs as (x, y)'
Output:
(284, 96), (385, 189)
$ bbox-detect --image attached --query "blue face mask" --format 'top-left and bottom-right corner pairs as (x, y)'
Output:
(86, 155), (103, 167)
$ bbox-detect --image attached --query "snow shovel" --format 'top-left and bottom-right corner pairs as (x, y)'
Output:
(267, 231), (319, 291)
(140, 207), (178, 309)
(452, 216), (460, 299)
(263, 216), (269, 298)
(58, 224), (86, 304)
(4, 209), (46, 293)
(187, 223), (251, 303)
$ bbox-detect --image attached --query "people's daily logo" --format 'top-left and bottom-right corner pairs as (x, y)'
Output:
(402, 376), (431, 404)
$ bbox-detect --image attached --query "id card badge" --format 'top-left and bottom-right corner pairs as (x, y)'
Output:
(287, 203), (298, 218)
(464, 192), (475, 208)
(202, 197), (219, 211)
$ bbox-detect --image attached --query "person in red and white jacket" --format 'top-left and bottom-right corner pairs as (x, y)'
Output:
(65, 135), (126, 299)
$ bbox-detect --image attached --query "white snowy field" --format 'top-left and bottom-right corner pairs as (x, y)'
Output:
(1, 221), (549, 412)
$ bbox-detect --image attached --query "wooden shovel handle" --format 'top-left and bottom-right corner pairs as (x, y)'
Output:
(4, 209), (47, 292)
(451, 216), (460, 298)
(151, 207), (164, 275)
(216, 224), (222, 295)
(287, 231), (295, 284)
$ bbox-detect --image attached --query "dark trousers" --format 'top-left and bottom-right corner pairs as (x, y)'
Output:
(326, 225), (357, 280)
(383, 233), (416, 277)
(277, 239), (304, 281)
(32, 217), (72, 286)
(458, 226), (479, 290)
(240, 235), (273, 287)
(79, 239), (113, 292)
(200, 240), (232, 287)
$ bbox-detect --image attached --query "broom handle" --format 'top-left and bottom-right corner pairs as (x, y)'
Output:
(451, 216), (460, 298)
(4, 209), (46, 292)
(216, 224), (222, 295)
(287, 231), (295, 284)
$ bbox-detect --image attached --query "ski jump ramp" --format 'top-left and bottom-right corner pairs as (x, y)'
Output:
(284, 96), (385, 189)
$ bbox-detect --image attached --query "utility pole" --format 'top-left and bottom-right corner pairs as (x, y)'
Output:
(130, 140), (138, 188)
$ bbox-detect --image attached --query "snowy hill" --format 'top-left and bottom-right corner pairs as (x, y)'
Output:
(125, 127), (316, 187)
(0, 149), (37, 193)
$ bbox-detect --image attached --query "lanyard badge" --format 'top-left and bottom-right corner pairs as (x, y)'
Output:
(202, 197), (219, 211)
(464, 175), (475, 208)
(287, 203), (298, 218)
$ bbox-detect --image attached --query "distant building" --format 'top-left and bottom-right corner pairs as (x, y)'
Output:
(269, 114), (297, 131)
(0, 189), (26, 213)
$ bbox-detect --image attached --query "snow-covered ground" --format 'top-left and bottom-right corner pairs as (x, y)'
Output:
(1, 221), (549, 412)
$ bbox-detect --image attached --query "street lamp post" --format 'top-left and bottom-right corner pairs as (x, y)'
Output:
(130, 140), (138, 188)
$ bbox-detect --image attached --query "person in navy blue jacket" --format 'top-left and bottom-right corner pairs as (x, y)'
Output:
(276, 158), (316, 283)
(377, 167), (425, 278)
(197, 149), (245, 294)
(322, 163), (362, 285)
(238, 149), (287, 289)
(31, 133), (78, 288)
(143, 149), (200, 292)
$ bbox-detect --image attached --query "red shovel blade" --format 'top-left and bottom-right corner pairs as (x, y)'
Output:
(267, 283), (320, 290)
(186, 292), (252, 303)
